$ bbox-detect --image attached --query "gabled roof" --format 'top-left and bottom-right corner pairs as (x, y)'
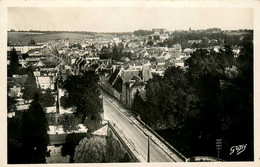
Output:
(108, 68), (120, 85)
(33, 60), (45, 67)
(113, 77), (123, 93)
(121, 70), (140, 83)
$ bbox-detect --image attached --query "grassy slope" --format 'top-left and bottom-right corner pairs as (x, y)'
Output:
(8, 32), (93, 43)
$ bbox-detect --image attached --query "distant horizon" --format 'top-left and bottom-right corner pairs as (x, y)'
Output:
(7, 27), (253, 33)
(8, 7), (253, 33)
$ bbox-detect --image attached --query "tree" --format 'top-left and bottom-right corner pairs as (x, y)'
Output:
(143, 67), (199, 129)
(74, 136), (107, 163)
(9, 47), (19, 76)
(83, 113), (102, 133)
(99, 46), (111, 59)
(132, 90), (144, 115)
(39, 88), (55, 108)
(29, 39), (36, 45)
(74, 136), (127, 163)
(23, 69), (39, 100)
(111, 45), (122, 62)
(59, 114), (81, 133)
(216, 34), (254, 160)
(62, 71), (103, 132)
(133, 29), (153, 36)
(22, 53), (29, 60)
(8, 113), (24, 164)
(60, 95), (73, 109)
(21, 93), (49, 163)
(7, 95), (17, 113)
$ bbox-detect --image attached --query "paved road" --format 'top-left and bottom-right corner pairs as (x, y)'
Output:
(103, 94), (175, 162)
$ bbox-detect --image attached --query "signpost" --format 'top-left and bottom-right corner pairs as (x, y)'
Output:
(216, 139), (222, 161)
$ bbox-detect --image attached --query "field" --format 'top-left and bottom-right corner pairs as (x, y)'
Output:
(8, 32), (94, 43)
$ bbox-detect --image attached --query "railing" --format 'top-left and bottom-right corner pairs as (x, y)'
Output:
(102, 87), (187, 162)
(107, 121), (144, 162)
(138, 118), (187, 162)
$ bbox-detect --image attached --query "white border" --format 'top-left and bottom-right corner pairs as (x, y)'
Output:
(0, 1), (259, 167)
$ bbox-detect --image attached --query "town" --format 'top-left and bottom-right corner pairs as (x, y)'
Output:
(7, 28), (253, 163)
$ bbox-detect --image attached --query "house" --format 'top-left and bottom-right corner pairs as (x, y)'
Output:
(160, 52), (172, 60)
(120, 57), (130, 62)
(25, 57), (41, 66)
(8, 81), (22, 98)
(37, 76), (55, 90)
(105, 66), (151, 107)
(33, 60), (45, 67)
(175, 59), (185, 67)
(7, 44), (44, 54)
(27, 48), (43, 56)
(123, 76), (145, 107)
(156, 57), (165, 65)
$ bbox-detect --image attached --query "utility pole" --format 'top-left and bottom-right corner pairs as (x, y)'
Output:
(216, 138), (222, 161)
(55, 79), (59, 126)
(147, 135), (150, 162)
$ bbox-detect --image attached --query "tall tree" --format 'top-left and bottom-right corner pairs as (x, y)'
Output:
(143, 67), (199, 129)
(21, 93), (49, 163)
(23, 69), (39, 100)
(111, 45), (122, 62)
(63, 71), (103, 132)
(9, 47), (19, 76)
(216, 34), (254, 160)
(39, 88), (55, 108)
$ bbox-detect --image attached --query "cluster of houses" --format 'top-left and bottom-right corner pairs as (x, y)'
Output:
(7, 28), (243, 117)
(7, 43), (58, 117)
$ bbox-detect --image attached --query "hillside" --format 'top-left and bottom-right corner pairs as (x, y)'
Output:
(8, 32), (94, 44)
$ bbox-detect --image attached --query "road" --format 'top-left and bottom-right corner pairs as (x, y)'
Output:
(103, 94), (176, 162)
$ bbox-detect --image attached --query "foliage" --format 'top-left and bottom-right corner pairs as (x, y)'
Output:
(23, 69), (40, 100)
(22, 53), (29, 60)
(111, 45), (123, 62)
(59, 114), (81, 133)
(133, 29), (153, 36)
(62, 71), (103, 132)
(39, 88), (55, 108)
(134, 34), (253, 160)
(133, 67), (199, 129)
(28, 39), (36, 45)
(83, 113), (102, 133)
(9, 47), (19, 76)
(8, 114), (24, 163)
(74, 135), (128, 163)
(132, 90), (144, 114)
(99, 46), (111, 59)
(7, 95), (17, 113)
(21, 93), (49, 163)
(60, 95), (73, 109)
(46, 113), (56, 125)
(74, 136), (107, 163)
(61, 133), (89, 163)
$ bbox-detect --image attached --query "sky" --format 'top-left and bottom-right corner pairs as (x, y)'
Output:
(8, 7), (253, 32)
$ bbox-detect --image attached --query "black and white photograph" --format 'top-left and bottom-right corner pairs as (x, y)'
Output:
(1, 1), (259, 166)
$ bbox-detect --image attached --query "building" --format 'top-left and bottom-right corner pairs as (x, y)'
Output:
(7, 44), (44, 54)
